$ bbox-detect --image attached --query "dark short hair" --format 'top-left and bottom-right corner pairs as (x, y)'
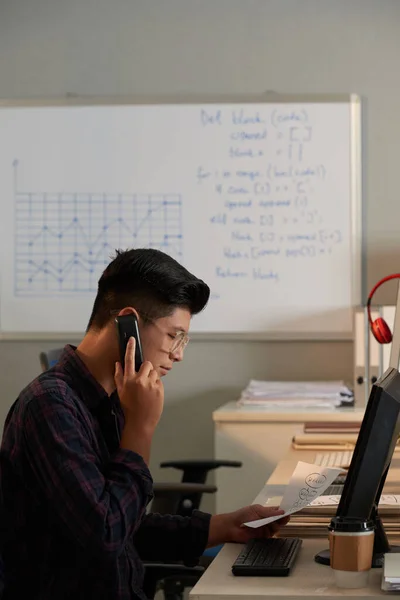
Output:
(87, 248), (210, 330)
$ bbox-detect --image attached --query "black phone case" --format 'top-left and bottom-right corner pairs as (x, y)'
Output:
(115, 314), (144, 372)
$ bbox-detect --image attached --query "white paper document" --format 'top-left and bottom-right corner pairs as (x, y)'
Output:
(244, 461), (342, 529)
(241, 380), (353, 399)
(382, 552), (400, 591)
(238, 380), (354, 408)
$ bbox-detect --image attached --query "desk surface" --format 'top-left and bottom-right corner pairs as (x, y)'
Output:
(190, 447), (400, 599)
(213, 401), (365, 423)
(191, 540), (390, 599)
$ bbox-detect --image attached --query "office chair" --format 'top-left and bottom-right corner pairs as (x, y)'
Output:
(160, 459), (241, 517)
(150, 482), (216, 515)
(142, 562), (204, 600)
(143, 482), (217, 600)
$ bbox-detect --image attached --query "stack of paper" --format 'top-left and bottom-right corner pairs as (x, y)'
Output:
(250, 461), (400, 539)
(283, 495), (400, 538)
(382, 553), (400, 591)
(238, 380), (354, 409)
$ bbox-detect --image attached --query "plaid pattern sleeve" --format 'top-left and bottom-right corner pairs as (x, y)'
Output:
(134, 510), (211, 565)
(22, 388), (153, 561)
(1, 345), (213, 599)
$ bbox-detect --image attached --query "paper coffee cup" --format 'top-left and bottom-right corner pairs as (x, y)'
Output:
(329, 517), (375, 589)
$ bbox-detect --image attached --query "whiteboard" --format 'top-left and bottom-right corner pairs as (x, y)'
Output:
(0, 96), (362, 339)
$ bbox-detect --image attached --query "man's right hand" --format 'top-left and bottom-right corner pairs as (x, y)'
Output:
(114, 336), (164, 462)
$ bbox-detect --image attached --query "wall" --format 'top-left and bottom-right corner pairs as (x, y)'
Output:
(1, 0), (399, 512)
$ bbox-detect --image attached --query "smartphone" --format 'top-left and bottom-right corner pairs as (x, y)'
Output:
(115, 314), (144, 372)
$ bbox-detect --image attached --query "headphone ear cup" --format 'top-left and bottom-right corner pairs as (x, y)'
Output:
(371, 317), (393, 344)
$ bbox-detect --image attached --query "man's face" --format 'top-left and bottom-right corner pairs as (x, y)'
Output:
(138, 307), (191, 377)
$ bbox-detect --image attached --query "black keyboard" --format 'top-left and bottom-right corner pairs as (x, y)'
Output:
(231, 537), (302, 576)
(323, 474), (347, 496)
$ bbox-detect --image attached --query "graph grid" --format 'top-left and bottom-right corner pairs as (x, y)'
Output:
(15, 193), (183, 295)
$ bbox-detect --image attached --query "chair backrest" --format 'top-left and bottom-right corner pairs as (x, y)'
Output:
(39, 348), (63, 372)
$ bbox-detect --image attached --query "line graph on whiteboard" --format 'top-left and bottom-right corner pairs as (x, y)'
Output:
(13, 161), (183, 295)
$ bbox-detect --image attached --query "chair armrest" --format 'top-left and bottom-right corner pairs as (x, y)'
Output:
(153, 482), (217, 495)
(151, 482), (217, 514)
(144, 562), (204, 573)
(160, 459), (242, 470)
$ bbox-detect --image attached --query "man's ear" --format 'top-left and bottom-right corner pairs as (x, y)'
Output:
(117, 307), (139, 319)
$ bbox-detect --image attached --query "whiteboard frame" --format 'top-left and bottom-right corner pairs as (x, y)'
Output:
(0, 93), (363, 341)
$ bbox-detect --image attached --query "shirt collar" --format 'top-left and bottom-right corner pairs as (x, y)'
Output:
(57, 344), (114, 411)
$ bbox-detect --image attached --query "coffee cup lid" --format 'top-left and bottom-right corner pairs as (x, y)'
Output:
(329, 516), (374, 532)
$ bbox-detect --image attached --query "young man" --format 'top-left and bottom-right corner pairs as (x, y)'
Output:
(0, 248), (288, 600)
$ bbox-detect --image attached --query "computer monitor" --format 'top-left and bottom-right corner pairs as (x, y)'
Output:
(315, 282), (400, 568)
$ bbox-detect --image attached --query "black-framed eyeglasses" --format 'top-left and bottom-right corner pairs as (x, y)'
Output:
(110, 309), (190, 354)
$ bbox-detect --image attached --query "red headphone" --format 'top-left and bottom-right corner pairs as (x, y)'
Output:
(367, 274), (400, 344)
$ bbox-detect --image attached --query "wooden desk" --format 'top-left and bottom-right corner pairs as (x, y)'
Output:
(214, 402), (365, 513)
(191, 447), (400, 600)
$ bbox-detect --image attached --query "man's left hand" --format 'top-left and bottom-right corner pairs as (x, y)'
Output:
(207, 504), (290, 547)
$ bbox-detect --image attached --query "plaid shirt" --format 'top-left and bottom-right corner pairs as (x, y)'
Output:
(0, 345), (210, 599)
